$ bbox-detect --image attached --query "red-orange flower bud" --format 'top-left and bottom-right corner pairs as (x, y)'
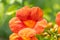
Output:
(56, 12), (60, 26)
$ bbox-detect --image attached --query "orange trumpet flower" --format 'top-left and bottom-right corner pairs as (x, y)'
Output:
(9, 6), (47, 40)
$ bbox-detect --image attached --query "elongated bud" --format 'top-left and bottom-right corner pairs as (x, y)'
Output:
(56, 12), (60, 26)
(46, 22), (53, 29)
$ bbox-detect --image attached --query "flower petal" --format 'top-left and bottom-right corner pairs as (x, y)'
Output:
(9, 17), (26, 33)
(18, 28), (36, 40)
(34, 19), (47, 34)
(9, 33), (23, 40)
(16, 6), (30, 21)
(23, 20), (36, 28)
(30, 7), (43, 21)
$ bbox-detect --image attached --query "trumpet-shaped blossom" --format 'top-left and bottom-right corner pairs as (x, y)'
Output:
(9, 6), (47, 40)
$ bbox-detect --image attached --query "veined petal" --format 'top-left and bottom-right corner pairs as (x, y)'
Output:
(30, 7), (43, 21)
(16, 6), (30, 21)
(18, 28), (36, 39)
(34, 19), (47, 34)
(9, 17), (26, 33)
(9, 33), (23, 40)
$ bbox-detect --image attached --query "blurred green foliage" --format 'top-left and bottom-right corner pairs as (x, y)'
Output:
(0, 0), (60, 40)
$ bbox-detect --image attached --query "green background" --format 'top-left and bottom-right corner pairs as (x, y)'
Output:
(0, 0), (60, 40)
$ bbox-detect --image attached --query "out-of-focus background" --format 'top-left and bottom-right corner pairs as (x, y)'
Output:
(0, 0), (60, 40)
